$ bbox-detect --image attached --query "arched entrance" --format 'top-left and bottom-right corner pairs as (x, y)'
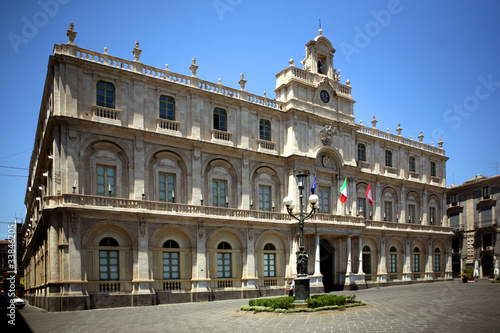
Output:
(320, 239), (335, 292)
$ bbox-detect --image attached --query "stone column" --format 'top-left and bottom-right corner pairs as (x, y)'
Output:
(403, 237), (412, 280)
(244, 225), (256, 288)
(425, 239), (434, 280)
(314, 234), (321, 275)
(346, 235), (352, 274)
(377, 235), (387, 282)
(134, 220), (151, 293)
(357, 236), (364, 274)
(193, 221), (208, 291)
(374, 181), (382, 221)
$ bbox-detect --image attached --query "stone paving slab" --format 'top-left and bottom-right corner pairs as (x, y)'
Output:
(8, 279), (500, 333)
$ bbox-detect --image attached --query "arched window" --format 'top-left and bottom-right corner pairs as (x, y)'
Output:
(259, 119), (271, 141)
(362, 246), (372, 274)
(357, 143), (366, 162)
(99, 237), (119, 281)
(412, 247), (421, 272)
(434, 248), (441, 272)
(96, 81), (115, 109)
(389, 246), (397, 273)
(263, 243), (276, 277)
(213, 108), (227, 131)
(163, 240), (180, 279)
(99, 237), (119, 246)
(217, 242), (232, 278)
(159, 95), (175, 120)
(385, 150), (393, 167)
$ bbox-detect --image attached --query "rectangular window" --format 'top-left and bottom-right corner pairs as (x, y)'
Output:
(409, 156), (416, 172)
(99, 250), (119, 280)
(217, 252), (231, 278)
(408, 204), (415, 223)
(385, 150), (392, 167)
(483, 186), (490, 200)
(159, 95), (175, 120)
(318, 187), (330, 213)
(263, 253), (275, 277)
(96, 81), (115, 109)
(450, 193), (458, 206)
(384, 201), (393, 222)
(159, 173), (176, 203)
(259, 185), (271, 211)
(213, 108), (227, 131)
(163, 252), (180, 279)
(430, 161), (437, 177)
(429, 207), (436, 225)
(97, 165), (116, 197)
(413, 254), (420, 272)
(357, 197), (366, 218)
(259, 119), (271, 141)
(389, 254), (397, 273)
(434, 254), (441, 272)
(212, 179), (227, 207)
(449, 212), (460, 229)
(357, 143), (366, 162)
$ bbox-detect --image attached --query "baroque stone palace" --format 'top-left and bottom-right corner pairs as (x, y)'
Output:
(23, 24), (452, 311)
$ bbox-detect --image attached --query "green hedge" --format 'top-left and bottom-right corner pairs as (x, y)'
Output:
(248, 296), (295, 309)
(306, 294), (356, 308)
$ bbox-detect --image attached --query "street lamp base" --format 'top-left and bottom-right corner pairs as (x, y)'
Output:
(294, 276), (310, 303)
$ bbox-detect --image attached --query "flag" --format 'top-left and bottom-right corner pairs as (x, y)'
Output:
(340, 178), (347, 203)
(366, 183), (373, 206)
(310, 174), (317, 194)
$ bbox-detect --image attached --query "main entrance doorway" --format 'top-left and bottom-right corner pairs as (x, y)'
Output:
(320, 239), (335, 292)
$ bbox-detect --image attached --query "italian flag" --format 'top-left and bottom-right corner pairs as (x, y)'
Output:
(340, 178), (348, 203)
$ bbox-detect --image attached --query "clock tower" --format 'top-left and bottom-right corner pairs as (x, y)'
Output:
(275, 29), (355, 124)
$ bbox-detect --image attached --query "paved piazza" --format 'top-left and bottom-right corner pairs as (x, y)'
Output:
(13, 279), (500, 333)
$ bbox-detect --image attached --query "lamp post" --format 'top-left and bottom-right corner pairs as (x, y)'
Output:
(283, 173), (318, 302)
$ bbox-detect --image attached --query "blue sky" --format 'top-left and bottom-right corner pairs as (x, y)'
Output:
(0, 0), (499, 239)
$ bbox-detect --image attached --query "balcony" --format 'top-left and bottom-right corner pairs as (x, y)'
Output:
(92, 105), (121, 125)
(258, 139), (277, 153)
(474, 219), (497, 229)
(156, 118), (181, 136)
(34, 194), (453, 235)
(211, 129), (233, 145)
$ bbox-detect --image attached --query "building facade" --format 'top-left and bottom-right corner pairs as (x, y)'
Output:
(448, 174), (500, 278)
(22, 24), (453, 311)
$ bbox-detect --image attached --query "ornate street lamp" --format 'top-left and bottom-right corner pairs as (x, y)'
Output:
(283, 173), (318, 302)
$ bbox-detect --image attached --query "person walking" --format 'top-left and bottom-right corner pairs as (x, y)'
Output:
(288, 280), (294, 297)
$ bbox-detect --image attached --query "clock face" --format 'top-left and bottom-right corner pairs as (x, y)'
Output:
(320, 90), (330, 103)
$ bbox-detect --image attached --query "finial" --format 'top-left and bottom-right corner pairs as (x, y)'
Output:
(189, 57), (198, 77)
(396, 123), (402, 136)
(371, 115), (377, 128)
(387, 128), (390, 133)
(238, 73), (247, 90)
(438, 137), (444, 149)
(319, 28), (323, 36)
(360, 120), (363, 125)
(418, 131), (424, 142)
(289, 58), (294, 66)
(66, 22), (77, 45)
(104, 47), (108, 54)
(346, 79), (350, 86)
(165, 64), (169, 71)
(263, 91), (267, 98)
(132, 41), (142, 61)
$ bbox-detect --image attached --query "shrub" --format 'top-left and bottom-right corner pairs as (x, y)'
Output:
(307, 295), (348, 308)
(248, 296), (295, 309)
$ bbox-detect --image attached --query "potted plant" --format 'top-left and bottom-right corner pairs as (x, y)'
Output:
(459, 268), (473, 283)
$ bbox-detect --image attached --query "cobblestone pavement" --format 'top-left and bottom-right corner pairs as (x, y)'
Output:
(13, 279), (500, 333)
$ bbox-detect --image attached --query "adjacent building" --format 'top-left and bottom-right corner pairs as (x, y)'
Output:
(448, 174), (500, 277)
(22, 24), (453, 311)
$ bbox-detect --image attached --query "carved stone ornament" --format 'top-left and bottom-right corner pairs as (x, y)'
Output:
(320, 122), (337, 145)
(132, 41), (142, 61)
(140, 221), (146, 236)
(66, 22), (77, 45)
(71, 216), (78, 233)
(322, 155), (330, 167)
